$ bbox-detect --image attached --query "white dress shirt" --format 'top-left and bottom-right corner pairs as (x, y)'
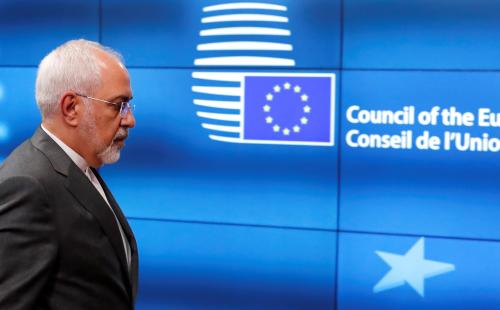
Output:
(41, 125), (131, 271)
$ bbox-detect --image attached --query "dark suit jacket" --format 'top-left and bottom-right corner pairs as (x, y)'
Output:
(0, 127), (138, 310)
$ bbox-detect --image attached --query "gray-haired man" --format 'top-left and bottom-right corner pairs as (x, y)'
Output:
(0, 39), (138, 309)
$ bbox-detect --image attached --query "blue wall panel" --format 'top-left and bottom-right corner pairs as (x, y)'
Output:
(0, 68), (39, 161)
(338, 233), (500, 309)
(131, 219), (336, 310)
(344, 0), (500, 69)
(0, 0), (99, 66)
(340, 71), (500, 239)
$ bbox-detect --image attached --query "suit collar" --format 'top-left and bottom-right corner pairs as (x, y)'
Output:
(40, 124), (89, 173)
(30, 126), (73, 176)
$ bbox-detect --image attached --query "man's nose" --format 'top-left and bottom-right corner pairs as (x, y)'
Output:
(120, 110), (136, 128)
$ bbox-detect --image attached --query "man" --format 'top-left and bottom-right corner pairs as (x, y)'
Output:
(0, 39), (138, 309)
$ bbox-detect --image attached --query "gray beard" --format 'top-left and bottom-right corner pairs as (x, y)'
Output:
(82, 105), (126, 165)
(97, 138), (122, 164)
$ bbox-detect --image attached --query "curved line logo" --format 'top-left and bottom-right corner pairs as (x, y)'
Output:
(192, 2), (336, 146)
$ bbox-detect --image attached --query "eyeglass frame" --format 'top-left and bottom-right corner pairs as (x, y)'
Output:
(75, 93), (135, 118)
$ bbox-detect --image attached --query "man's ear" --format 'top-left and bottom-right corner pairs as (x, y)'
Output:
(60, 92), (82, 127)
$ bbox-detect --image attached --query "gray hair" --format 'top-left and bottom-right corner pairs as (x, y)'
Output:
(35, 39), (124, 118)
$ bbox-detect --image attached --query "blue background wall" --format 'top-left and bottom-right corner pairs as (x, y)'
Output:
(1, 0), (499, 309)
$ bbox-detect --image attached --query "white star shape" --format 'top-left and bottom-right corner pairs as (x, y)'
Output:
(284, 82), (291, 90)
(373, 238), (455, 297)
(293, 125), (300, 133)
(265, 116), (273, 124)
(273, 125), (280, 132)
(303, 105), (311, 113)
(263, 104), (271, 112)
(266, 93), (273, 101)
(301, 94), (308, 102)
(273, 85), (281, 93)
(282, 128), (290, 135)
(294, 85), (301, 93)
(300, 117), (308, 125)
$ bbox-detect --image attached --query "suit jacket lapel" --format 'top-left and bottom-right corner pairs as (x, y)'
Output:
(65, 164), (130, 277)
(30, 128), (132, 299)
(92, 168), (139, 301)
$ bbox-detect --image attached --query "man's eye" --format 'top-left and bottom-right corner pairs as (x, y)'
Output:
(110, 102), (122, 111)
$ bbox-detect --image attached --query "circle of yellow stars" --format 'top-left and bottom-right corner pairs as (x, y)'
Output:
(262, 82), (310, 136)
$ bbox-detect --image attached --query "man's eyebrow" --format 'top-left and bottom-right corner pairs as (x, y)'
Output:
(108, 95), (133, 102)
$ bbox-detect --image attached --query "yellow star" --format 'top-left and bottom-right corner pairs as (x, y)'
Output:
(301, 117), (308, 125)
(263, 105), (271, 112)
(273, 85), (281, 93)
(294, 85), (301, 93)
(283, 128), (290, 135)
(293, 125), (300, 133)
(284, 82), (291, 90)
(273, 125), (280, 132)
(301, 94), (308, 102)
(266, 116), (273, 123)
(266, 93), (273, 101)
(303, 105), (311, 113)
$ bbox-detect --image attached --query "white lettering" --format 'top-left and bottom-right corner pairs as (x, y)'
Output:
(478, 108), (500, 127)
(346, 129), (412, 149)
(444, 131), (500, 152)
(345, 105), (415, 125)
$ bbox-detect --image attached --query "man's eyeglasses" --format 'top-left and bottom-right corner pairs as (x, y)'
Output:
(75, 93), (135, 118)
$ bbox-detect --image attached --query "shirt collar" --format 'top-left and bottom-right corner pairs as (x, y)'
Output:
(41, 124), (89, 173)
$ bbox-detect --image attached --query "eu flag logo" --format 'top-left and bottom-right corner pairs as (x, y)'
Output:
(243, 74), (335, 145)
(192, 72), (335, 146)
(192, 3), (335, 147)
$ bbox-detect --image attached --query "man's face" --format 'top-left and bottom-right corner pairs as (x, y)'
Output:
(80, 52), (135, 167)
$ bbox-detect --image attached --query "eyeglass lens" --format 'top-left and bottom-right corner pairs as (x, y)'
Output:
(120, 102), (134, 117)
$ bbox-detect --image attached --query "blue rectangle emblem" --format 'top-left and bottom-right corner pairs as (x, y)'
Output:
(243, 73), (335, 146)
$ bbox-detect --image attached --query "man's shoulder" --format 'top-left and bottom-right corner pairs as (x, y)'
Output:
(0, 137), (54, 181)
